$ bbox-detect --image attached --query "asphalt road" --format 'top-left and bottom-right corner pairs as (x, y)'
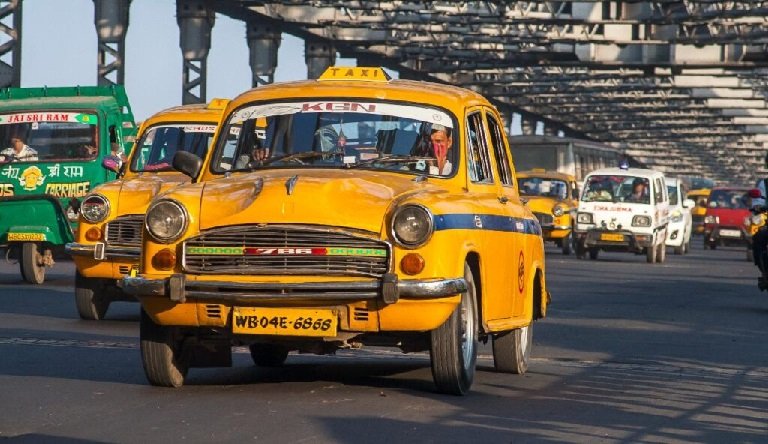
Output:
(1, 241), (767, 443)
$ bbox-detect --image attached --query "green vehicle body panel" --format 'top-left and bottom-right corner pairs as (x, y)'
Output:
(0, 85), (136, 247)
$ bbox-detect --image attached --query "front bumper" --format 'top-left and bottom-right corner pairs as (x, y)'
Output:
(122, 273), (467, 305)
(705, 226), (748, 244)
(65, 242), (141, 260)
(579, 229), (654, 249)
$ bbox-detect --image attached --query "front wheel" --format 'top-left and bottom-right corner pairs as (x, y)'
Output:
(492, 323), (533, 374)
(588, 248), (599, 260)
(140, 309), (188, 387)
(20, 242), (45, 284)
(430, 263), (478, 395)
(75, 273), (110, 320)
(561, 233), (572, 255)
(674, 244), (684, 255)
(646, 246), (656, 263)
(656, 242), (666, 263)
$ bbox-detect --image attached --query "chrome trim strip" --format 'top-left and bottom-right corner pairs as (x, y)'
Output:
(65, 243), (140, 259)
(122, 276), (467, 301)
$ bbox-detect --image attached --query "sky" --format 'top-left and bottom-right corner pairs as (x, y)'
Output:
(16, 0), (353, 120)
(14, 1), (524, 132)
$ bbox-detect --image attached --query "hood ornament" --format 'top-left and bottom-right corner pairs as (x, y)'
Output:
(285, 175), (299, 195)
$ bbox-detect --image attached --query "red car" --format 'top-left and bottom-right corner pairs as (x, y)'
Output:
(703, 187), (751, 249)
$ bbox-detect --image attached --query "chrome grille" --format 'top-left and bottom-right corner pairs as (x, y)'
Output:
(105, 214), (143, 247)
(183, 225), (390, 277)
(533, 212), (554, 226)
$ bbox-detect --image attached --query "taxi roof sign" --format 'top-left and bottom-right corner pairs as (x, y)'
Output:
(206, 98), (230, 110)
(318, 67), (391, 82)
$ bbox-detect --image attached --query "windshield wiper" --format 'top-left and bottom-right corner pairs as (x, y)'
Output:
(261, 151), (342, 166)
(350, 155), (432, 168)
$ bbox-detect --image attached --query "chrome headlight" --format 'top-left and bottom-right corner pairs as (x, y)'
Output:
(81, 194), (110, 223)
(752, 214), (764, 226)
(552, 205), (565, 217)
(670, 210), (683, 223)
(632, 215), (652, 227)
(391, 205), (433, 248)
(145, 199), (189, 243)
(704, 215), (719, 224)
(577, 212), (593, 224)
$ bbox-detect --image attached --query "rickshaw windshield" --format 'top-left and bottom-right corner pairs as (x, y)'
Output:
(0, 111), (99, 163)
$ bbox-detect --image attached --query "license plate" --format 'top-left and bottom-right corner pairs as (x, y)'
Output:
(719, 229), (741, 238)
(7, 232), (46, 242)
(600, 233), (624, 242)
(232, 307), (337, 337)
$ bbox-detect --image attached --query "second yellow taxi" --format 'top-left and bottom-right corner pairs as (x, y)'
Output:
(122, 67), (550, 395)
(66, 99), (228, 320)
(517, 169), (579, 254)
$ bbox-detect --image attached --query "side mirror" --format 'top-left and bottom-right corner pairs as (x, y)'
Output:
(101, 156), (120, 173)
(682, 199), (695, 209)
(173, 151), (203, 180)
(749, 188), (762, 199)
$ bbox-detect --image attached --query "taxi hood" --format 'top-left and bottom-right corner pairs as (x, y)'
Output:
(112, 174), (190, 215)
(196, 169), (446, 233)
(523, 196), (558, 213)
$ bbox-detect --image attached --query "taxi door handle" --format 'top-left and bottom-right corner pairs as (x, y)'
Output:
(499, 196), (509, 204)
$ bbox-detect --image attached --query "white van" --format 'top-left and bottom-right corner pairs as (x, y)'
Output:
(574, 167), (669, 263)
(665, 178), (695, 255)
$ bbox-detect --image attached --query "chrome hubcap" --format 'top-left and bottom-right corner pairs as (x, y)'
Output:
(460, 290), (476, 369)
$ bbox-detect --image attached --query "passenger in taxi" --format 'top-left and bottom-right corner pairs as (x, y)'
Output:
(0, 137), (38, 162)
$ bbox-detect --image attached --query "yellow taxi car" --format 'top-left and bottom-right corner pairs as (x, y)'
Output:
(66, 99), (228, 320)
(517, 169), (578, 255)
(122, 67), (550, 395)
(687, 188), (710, 235)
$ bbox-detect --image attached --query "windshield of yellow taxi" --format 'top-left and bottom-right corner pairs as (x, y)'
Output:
(518, 177), (567, 199)
(211, 100), (457, 176)
(131, 123), (217, 172)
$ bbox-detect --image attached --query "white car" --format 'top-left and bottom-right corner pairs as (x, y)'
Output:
(665, 178), (695, 255)
(575, 167), (669, 263)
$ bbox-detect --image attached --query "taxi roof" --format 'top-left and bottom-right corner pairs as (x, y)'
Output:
(517, 169), (575, 182)
(142, 99), (229, 126)
(227, 77), (494, 117)
(586, 167), (663, 179)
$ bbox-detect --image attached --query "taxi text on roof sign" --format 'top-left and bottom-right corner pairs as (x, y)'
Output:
(318, 67), (391, 82)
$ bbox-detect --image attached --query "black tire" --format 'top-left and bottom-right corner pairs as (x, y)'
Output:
(674, 245), (684, 255)
(561, 233), (572, 255)
(646, 246), (656, 263)
(75, 273), (110, 320)
(656, 242), (666, 263)
(588, 248), (599, 260)
(492, 323), (533, 374)
(140, 309), (188, 387)
(430, 263), (478, 395)
(20, 242), (45, 284)
(249, 343), (289, 367)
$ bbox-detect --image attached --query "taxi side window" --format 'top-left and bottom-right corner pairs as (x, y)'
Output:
(485, 112), (513, 186)
(466, 112), (494, 184)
